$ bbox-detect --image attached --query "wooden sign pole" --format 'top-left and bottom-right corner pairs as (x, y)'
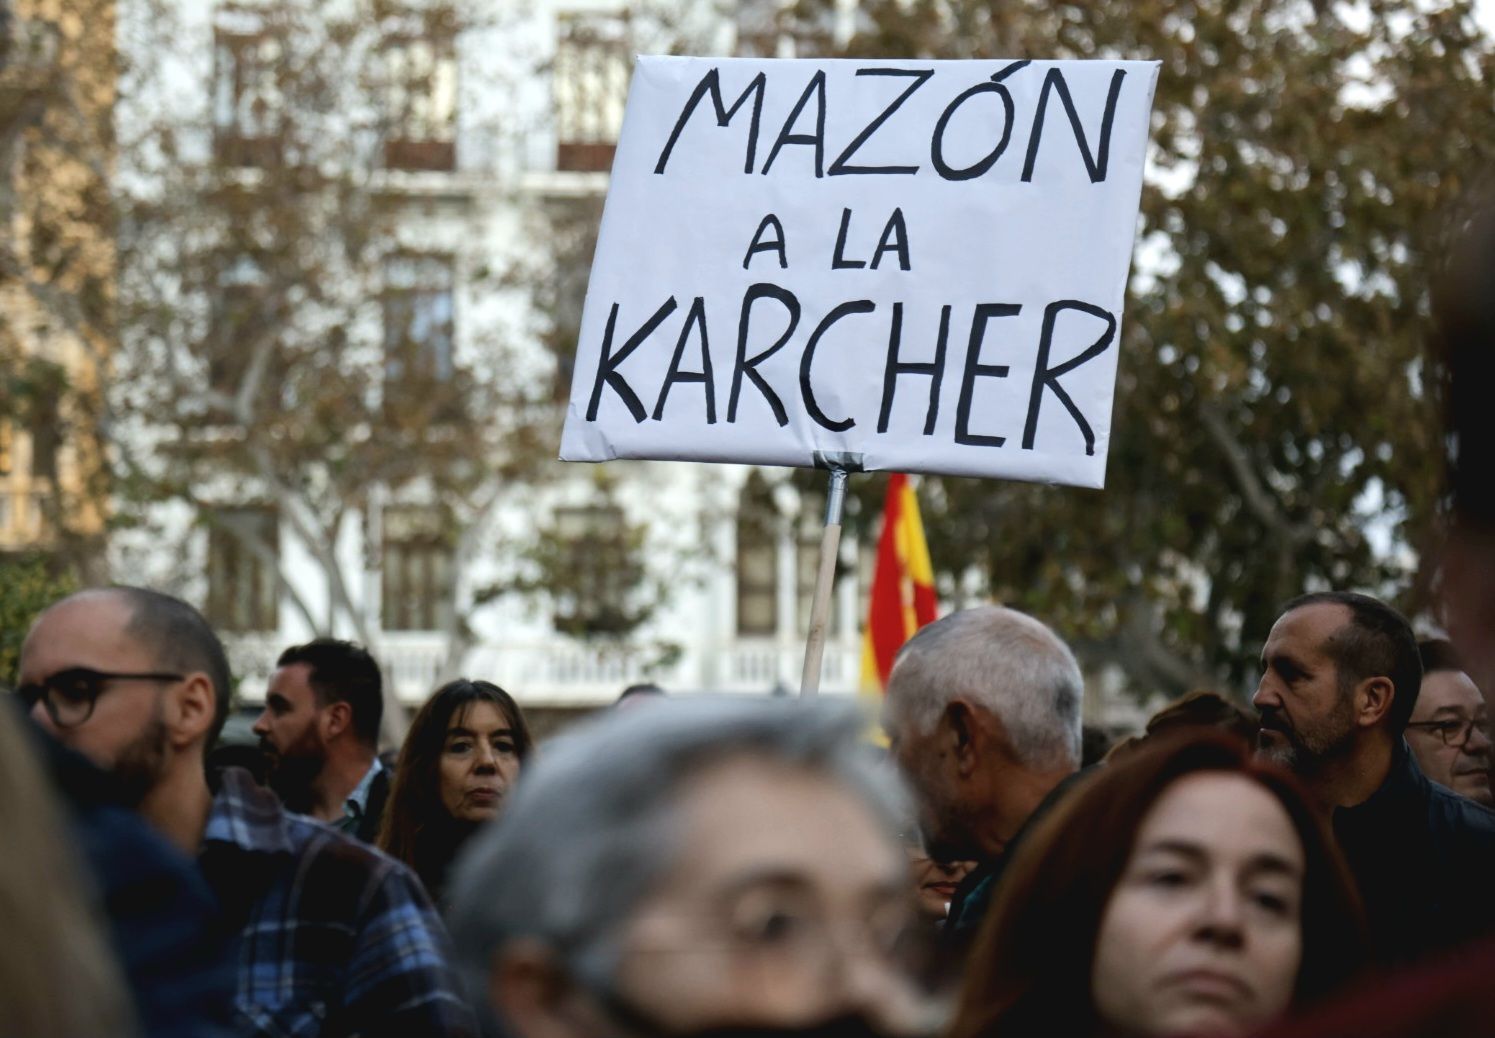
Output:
(799, 462), (852, 697)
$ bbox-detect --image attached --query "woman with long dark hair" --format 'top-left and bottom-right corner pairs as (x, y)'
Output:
(949, 733), (1367, 1038)
(377, 679), (533, 905)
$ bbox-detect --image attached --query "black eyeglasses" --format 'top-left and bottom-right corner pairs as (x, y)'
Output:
(1406, 716), (1487, 748)
(16, 667), (184, 729)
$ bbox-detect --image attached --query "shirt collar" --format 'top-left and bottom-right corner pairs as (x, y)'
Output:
(204, 765), (296, 856)
(343, 758), (385, 822)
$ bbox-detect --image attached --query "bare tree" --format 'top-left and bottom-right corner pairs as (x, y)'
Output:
(112, 0), (555, 736)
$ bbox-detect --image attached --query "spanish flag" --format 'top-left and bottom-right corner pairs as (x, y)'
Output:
(860, 473), (939, 695)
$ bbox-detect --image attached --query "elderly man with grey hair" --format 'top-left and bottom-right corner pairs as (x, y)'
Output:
(882, 604), (1085, 945)
(446, 697), (942, 1038)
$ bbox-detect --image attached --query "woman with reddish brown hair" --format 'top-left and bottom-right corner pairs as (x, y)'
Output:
(949, 734), (1367, 1038)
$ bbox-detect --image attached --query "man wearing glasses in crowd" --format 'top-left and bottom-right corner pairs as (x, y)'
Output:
(18, 586), (477, 1037)
(1406, 638), (1492, 807)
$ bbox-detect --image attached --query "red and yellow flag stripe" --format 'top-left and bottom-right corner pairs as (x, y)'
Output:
(860, 473), (938, 696)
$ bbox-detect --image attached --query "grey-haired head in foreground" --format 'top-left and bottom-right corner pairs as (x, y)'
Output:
(445, 695), (907, 1028)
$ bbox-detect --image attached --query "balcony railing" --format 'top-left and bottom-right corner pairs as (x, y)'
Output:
(226, 630), (863, 708)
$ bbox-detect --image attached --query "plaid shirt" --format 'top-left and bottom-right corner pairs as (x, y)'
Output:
(201, 768), (478, 1038)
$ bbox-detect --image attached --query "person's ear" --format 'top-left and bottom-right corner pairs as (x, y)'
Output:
(944, 699), (987, 777)
(489, 940), (592, 1038)
(321, 701), (352, 742)
(167, 672), (217, 750)
(1356, 676), (1395, 729)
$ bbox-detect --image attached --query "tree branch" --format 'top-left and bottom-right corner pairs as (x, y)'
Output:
(201, 504), (322, 637)
(1198, 402), (1314, 547)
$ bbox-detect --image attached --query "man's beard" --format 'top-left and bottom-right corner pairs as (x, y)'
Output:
(1258, 693), (1357, 775)
(112, 709), (170, 806)
(261, 740), (326, 814)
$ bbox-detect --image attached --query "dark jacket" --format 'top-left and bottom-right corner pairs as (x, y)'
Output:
(946, 766), (1093, 947)
(1333, 739), (1495, 965)
(30, 711), (238, 1038)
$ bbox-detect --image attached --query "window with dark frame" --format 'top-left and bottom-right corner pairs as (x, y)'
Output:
(207, 255), (286, 404)
(206, 507), (279, 633)
(553, 13), (630, 173)
(383, 253), (456, 414)
(381, 29), (457, 171)
(208, 279), (257, 395)
(533, 194), (604, 403)
(212, 13), (283, 168)
(381, 507), (453, 632)
(736, 472), (779, 637)
(550, 503), (636, 636)
(28, 400), (58, 482)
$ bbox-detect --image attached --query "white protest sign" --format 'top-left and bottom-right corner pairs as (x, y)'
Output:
(560, 56), (1159, 489)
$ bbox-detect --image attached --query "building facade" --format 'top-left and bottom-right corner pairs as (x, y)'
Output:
(105, 0), (1161, 740)
(108, 0), (882, 723)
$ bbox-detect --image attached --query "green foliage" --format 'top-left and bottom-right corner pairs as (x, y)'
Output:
(0, 554), (75, 684)
(0, 0), (114, 566)
(790, 0), (1495, 696)
(0, 350), (67, 429)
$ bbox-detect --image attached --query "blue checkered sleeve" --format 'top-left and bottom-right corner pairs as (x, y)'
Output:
(340, 857), (478, 1037)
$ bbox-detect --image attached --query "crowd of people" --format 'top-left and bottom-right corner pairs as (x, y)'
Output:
(7, 572), (1495, 1038)
(3, 202), (1494, 1038)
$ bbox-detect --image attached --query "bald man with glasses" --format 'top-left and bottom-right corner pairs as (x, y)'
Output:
(19, 587), (477, 1037)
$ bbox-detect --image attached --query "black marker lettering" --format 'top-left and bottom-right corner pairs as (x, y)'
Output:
(743, 214), (789, 269)
(878, 303), (949, 434)
(832, 209), (866, 269)
(870, 208), (911, 271)
(1023, 299), (1116, 455)
(954, 303), (1022, 446)
(655, 69), (768, 175)
(586, 297), (679, 423)
(761, 70), (828, 177)
(931, 60), (1030, 182)
(800, 300), (872, 432)
(729, 284), (800, 425)
(828, 68), (933, 176)
(652, 296), (717, 424)
(1021, 67), (1126, 183)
